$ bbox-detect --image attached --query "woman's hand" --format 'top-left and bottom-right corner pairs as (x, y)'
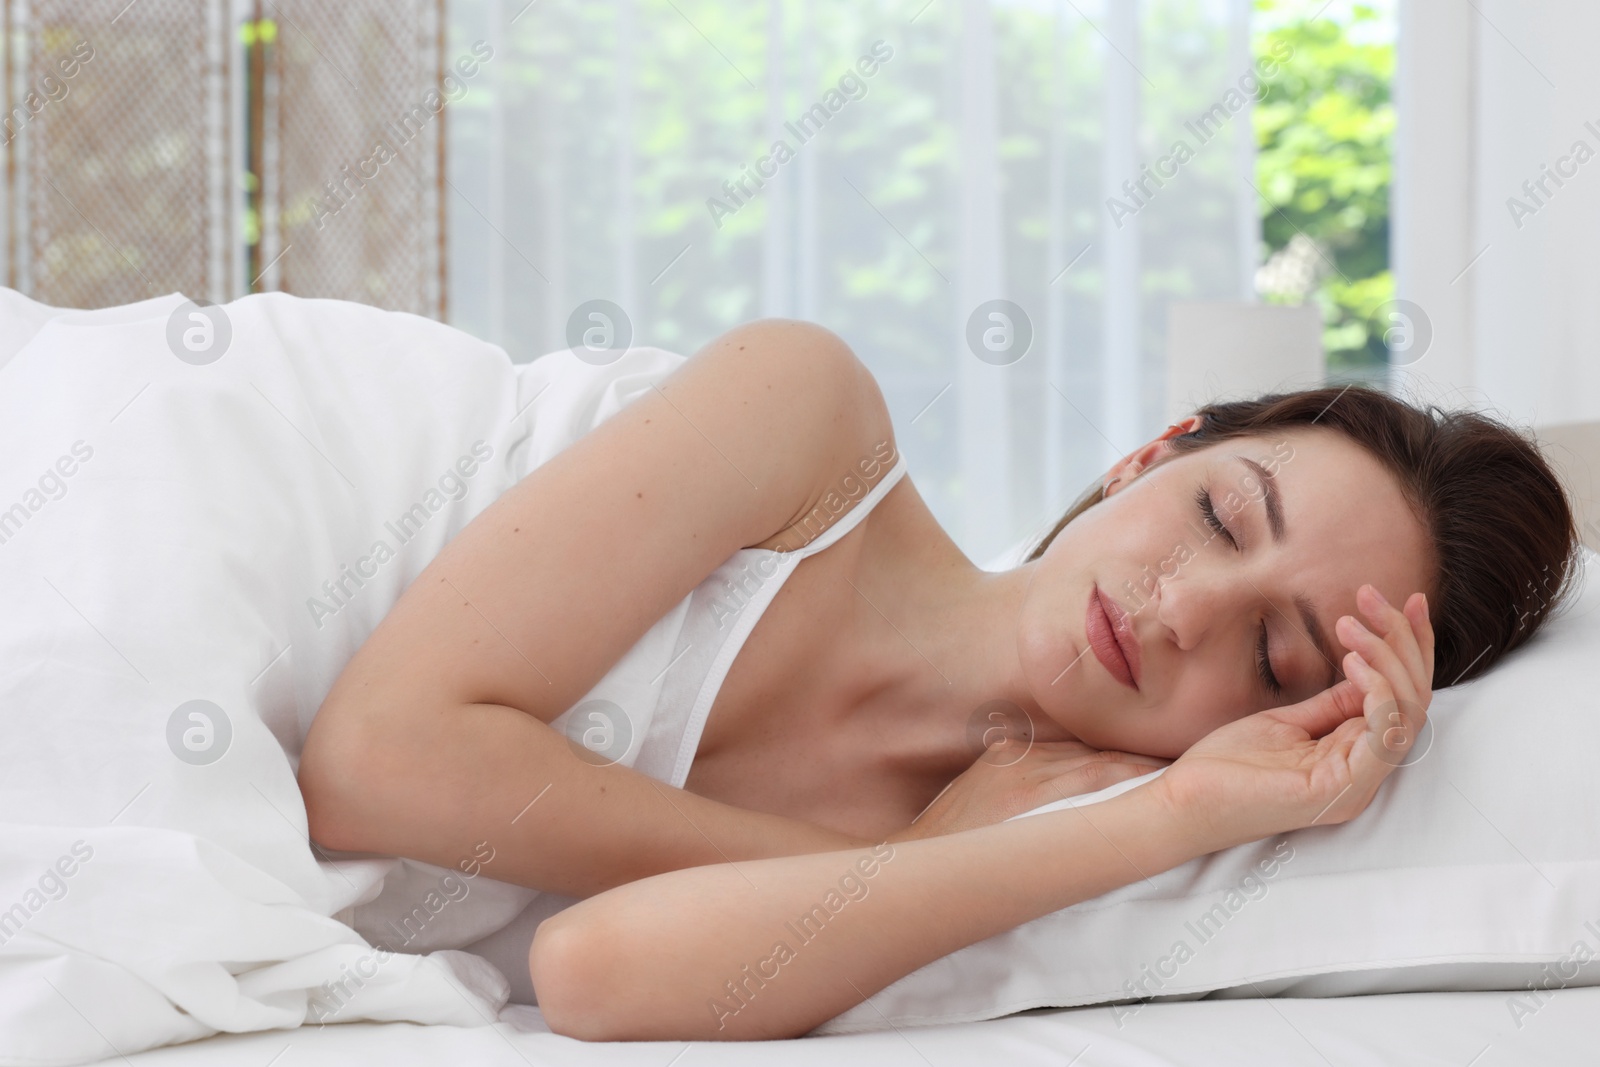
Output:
(1154, 584), (1434, 855)
(889, 737), (1171, 843)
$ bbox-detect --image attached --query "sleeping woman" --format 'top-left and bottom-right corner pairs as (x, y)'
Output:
(296, 319), (1579, 1042)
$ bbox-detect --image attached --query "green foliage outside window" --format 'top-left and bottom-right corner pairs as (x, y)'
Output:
(1253, 1), (1394, 376)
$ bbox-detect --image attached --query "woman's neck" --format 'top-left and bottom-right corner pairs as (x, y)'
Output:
(815, 478), (1080, 792)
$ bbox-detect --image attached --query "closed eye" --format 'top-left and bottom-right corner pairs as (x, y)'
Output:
(1198, 484), (1284, 699)
(1195, 485), (1238, 550)
(1257, 620), (1284, 700)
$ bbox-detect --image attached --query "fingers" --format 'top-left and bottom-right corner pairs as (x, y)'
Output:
(1342, 649), (1397, 786)
(1344, 638), (1426, 769)
(1353, 584), (1431, 699)
(1271, 677), (1364, 737)
(1343, 646), (1394, 716)
(1333, 588), (1435, 816)
(1337, 617), (1417, 714)
(1338, 586), (1431, 713)
(1407, 592), (1435, 683)
(1313, 713), (1393, 824)
(1350, 585), (1440, 700)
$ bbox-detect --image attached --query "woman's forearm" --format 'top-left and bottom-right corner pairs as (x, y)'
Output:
(301, 699), (881, 901)
(529, 779), (1200, 1041)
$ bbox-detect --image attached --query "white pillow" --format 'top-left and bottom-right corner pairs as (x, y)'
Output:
(817, 547), (1600, 1034)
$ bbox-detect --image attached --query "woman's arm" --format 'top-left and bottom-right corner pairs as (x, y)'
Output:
(530, 779), (1192, 1042)
(530, 586), (1434, 1040)
(299, 320), (901, 895)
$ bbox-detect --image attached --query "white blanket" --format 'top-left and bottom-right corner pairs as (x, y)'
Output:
(0, 288), (683, 1065)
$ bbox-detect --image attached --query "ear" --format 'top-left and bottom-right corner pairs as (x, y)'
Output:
(1102, 414), (1204, 496)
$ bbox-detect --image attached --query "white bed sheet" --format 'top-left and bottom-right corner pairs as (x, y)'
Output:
(83, 987), (1599, 1066)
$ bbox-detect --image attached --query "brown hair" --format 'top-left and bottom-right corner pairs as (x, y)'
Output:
(1025, 385), (1581, 688)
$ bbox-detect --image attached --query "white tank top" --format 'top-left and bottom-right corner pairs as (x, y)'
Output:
(346, 345), (908, 1004)
(569, 444), (908, 791)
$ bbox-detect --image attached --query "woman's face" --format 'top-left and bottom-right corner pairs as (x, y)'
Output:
(1016, 423), (1434, 759)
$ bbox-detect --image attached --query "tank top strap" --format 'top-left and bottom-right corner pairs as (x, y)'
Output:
(781, 451), (907, 560)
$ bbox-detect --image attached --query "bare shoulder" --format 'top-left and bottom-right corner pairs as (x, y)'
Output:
(313, 317), (897, 725)
(691, 318), (898, 549)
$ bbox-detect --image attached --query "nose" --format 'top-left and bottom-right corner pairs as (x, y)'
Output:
(1151, 563), (1239, 652)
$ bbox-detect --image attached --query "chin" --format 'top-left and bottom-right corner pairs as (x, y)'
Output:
(1017, 632), (1079, 710)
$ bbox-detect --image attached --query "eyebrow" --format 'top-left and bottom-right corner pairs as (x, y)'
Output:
(1235, 456), (1284, 542)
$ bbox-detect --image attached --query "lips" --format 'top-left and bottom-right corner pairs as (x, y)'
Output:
(1086, 585), (1141, 691)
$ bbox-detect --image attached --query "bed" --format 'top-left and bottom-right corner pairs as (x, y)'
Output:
(5, 287), (1599, 1066)
(81, 987), (1600, 1066)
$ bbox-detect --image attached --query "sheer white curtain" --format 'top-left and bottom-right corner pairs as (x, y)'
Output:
(1394, 0), (1600, 430)
(446, 0), (1256, 565)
